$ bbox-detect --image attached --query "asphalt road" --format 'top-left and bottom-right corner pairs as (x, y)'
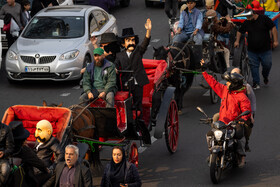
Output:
(1, 0), (280, 186)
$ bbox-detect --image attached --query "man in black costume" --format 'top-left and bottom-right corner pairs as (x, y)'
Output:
(115, 18), (152, 118)
(34, 120), (64, 171)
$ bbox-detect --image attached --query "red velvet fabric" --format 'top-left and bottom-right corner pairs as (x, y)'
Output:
(142, 59), (167, 125)
(2, 105), (71, 142)
(91, 59), (168, 133)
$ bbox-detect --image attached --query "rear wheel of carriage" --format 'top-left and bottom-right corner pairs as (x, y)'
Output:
(210, 74), (219, 104)
(240, 43), (250, 82)
(129, 142), (139, 167)
(164, 99), (179, 153)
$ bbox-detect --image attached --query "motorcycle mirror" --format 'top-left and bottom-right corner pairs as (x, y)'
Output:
(235, 110), (250, 120)
(196, 107), (208, 118)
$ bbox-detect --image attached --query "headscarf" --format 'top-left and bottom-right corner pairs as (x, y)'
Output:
(109, 147), (127, 187)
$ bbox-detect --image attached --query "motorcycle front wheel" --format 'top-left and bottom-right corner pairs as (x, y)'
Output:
(210, 153), (222, 184)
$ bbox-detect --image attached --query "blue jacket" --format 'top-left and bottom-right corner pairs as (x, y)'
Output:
(178, 7), (204, 37)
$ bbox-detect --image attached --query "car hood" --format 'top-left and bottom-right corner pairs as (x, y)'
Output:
(14, 37), (85, 54)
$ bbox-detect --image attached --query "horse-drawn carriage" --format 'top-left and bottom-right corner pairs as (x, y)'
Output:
(1, 58), (179, 176)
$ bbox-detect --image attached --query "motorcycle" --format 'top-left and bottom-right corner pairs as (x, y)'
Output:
(197, 107), (250, 184)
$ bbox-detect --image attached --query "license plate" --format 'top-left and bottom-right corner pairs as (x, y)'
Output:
(25, 66), (50, 72)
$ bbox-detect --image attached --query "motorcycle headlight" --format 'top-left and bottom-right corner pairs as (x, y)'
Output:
(59, 50), (80, 60)
(7, 50), (18, 60)
(214, 130), (223, 141)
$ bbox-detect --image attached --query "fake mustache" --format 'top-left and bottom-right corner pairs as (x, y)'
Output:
(35, 136), (46, 142)
(126, 44), (136, 50)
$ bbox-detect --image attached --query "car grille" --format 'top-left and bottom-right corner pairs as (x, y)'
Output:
(21, 56), (36, 64)
(39, 56), (56, 64)
(20, 56), (56, 64)
(20, 73), (57, 78)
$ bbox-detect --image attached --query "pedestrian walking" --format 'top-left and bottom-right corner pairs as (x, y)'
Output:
(0, 0), (23, 48)
(234, 10), (278, 89)
(165, 0), (180, 23)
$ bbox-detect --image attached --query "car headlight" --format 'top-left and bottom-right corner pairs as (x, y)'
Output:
(214, 130), (223, 141)
(59, 50), (80, 60)
(7, 50), (18, 60)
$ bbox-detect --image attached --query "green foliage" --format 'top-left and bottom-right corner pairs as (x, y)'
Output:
(241, 0), (253, 7)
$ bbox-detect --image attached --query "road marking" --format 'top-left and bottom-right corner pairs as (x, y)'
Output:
(138, 136), (158, 153)
(72, 86), (80, 90)
(60, 93), (71, 97)
(151, 39), (160, 43)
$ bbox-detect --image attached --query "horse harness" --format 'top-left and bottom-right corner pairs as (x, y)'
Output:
(68, 104), (95, 134)
(168, 45), (190, 69)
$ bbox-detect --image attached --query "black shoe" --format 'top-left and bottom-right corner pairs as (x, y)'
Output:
(252, 83), (260, 90)
(264, 77), (269, 85)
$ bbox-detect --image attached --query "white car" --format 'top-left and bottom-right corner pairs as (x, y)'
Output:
(5, 5), (117, 81)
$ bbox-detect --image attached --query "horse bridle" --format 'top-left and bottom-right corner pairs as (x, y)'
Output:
(69, 101), (96, 134)
(168, 44), (190, 69)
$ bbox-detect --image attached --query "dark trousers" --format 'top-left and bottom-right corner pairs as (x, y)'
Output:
(132, 85), (143, 119)
(6, 32), (17, 48)
(165, 0), (178, 19)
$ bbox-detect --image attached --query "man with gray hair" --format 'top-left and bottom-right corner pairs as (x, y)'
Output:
(44, 144), (93, 187)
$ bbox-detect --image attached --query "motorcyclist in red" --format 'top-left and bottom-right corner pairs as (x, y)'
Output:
(201, 60), (251, 168)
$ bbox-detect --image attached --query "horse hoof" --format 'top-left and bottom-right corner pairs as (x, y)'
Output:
(178, 110), (182, 115)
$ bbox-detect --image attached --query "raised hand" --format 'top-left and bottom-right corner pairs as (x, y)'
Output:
(145, 18), (152, 31)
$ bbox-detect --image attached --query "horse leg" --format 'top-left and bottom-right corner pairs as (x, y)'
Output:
(90, 143), (103, 176)
(174, 87), (182, 112)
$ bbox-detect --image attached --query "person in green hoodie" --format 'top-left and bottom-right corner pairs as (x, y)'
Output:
(80, 48), (117, 107)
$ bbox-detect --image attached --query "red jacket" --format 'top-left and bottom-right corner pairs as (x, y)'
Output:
(202, 72), (251, 124)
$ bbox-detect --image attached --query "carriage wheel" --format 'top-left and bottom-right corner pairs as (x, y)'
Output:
(129, 142), (139, 167)
(210, 74), (219, 104)
(164, 99), (179, 153)
(240, 46), (251, 82)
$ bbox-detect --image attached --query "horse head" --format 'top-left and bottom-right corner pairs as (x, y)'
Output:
(43, 100), (63, 107)
(169, 42), (195, 70)
(153, 46), (170, 60)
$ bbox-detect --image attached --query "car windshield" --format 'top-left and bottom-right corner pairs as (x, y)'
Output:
(22, 16), (85, 39)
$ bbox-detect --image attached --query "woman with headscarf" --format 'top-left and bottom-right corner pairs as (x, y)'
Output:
(101, 146), (141, 187)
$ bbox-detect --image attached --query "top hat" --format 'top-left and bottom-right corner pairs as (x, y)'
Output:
(120, 27), (138, 38)
(9, 121), (30, 140)
(100, 33), (118, 44)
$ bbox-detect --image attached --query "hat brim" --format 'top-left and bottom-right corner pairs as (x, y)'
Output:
(100, 39), (118, 44)
(14, 129), (30, 140)
(120, 34), (138, 39)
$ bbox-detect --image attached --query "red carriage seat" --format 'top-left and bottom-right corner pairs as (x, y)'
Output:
(1, 105), (71, 143)
(91, 59), (167, 133)
(90, 91), (130, 133)
(142, 59), (167, 124)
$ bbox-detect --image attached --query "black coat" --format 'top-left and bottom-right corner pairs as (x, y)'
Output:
(101, 161), (142, 187)
(14, 145), (48, 173)
(115, 37), (150, 88)
(0, 122), (14, 158)
(30, 0), (58, 17)
(43, 161), (93, 187)
(34, 136), (64, 168)
(216, 0), (237, 17)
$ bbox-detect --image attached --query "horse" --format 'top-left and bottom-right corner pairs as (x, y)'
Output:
(42, 101), (101, 171)
(153, 42), (196, 112)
